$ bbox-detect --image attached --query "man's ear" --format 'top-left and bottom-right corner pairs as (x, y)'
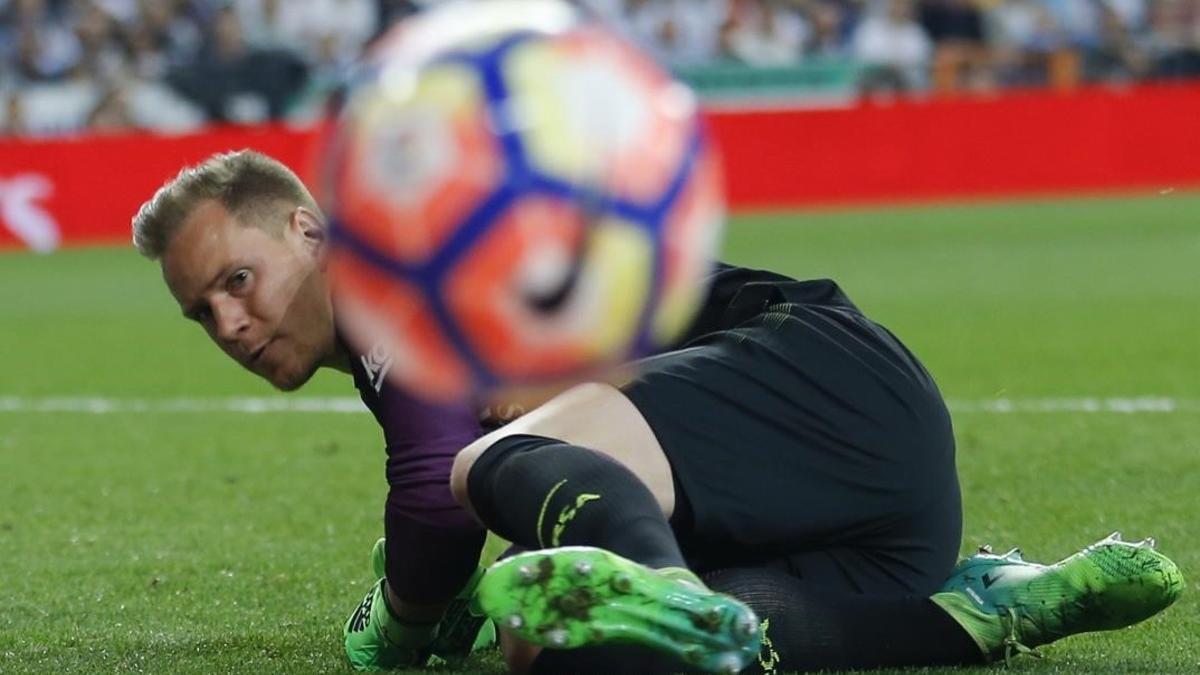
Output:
(290, 207), (326, 254)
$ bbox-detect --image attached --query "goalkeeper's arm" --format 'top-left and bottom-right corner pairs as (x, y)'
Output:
(344, 485), (487, 670)
(383, 493), (485, 612)
(344, 388), (490, 670)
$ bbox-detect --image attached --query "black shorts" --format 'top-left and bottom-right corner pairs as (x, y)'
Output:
(622, 266), (961, 596)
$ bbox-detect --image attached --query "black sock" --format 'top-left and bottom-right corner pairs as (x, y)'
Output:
(466, 434), (687, 569)
(701, 567), (983, 672)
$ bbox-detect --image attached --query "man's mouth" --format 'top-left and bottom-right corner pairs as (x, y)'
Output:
(249, 339), (272, 366)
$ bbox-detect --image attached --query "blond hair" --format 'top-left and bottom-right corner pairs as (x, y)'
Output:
(131, 149), (319, 260)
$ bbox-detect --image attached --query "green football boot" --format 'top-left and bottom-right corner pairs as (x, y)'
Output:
(476, 546), (762, 674)
(369, 537), (497, 657)
(932, 532), (1185, 664)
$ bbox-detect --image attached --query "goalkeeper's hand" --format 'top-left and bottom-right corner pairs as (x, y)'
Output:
(426, 564), (495, 658)
(343, 539), (496, 671)
(344, 578), (436, 670)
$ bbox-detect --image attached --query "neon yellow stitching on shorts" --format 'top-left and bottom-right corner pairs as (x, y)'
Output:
(536, 479), (568, 548)
(758, 618), (780, 673)
(551, 493), (602, 546)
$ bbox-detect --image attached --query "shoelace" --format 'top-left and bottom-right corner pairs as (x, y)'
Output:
(1000, 606), (1043, 666)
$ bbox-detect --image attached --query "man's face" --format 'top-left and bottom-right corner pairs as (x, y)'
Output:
(161, 200), (336, 391)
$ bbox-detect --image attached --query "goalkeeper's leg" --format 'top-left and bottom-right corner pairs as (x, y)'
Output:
(523, 565), (981, 674)
(458, 431), (761, 673)
(522, 537), (1183, 674)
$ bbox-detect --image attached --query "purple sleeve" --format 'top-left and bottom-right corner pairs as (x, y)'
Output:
(385, 497), (486, 604)
(375, 384), (487, 604)
(377, 386), (482, 530)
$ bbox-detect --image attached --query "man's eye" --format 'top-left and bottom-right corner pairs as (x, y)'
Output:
(228, 270), (250, 291)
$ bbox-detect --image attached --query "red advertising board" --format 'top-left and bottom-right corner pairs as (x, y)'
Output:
(3, 83), (1200, 251)
(710, 83), (1200, 208)
(0, 124), (317, 251)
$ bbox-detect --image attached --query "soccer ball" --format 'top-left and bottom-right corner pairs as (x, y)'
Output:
(322, 0), (724, 401)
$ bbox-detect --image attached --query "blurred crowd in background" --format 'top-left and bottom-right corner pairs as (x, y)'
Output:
(3, 0), (1200, 135)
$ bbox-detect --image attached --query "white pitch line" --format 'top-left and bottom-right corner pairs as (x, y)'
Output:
(947, 397), (1200, 414)
(1, 396), (1200, 415)
(0, 396), (369, 414)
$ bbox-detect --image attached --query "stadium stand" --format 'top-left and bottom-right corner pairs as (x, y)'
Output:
(1, 0), (1199, 135)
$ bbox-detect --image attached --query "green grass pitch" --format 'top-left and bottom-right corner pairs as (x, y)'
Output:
(1, 191), (1197, 673)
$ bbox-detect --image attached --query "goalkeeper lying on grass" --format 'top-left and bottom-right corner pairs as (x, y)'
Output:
(133, 150), (1184, 673)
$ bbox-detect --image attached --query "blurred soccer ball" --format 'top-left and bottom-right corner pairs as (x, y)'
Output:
(322, 0), (724, 401)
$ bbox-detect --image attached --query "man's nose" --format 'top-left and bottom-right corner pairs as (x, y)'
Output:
(212, 297), (251, 347)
